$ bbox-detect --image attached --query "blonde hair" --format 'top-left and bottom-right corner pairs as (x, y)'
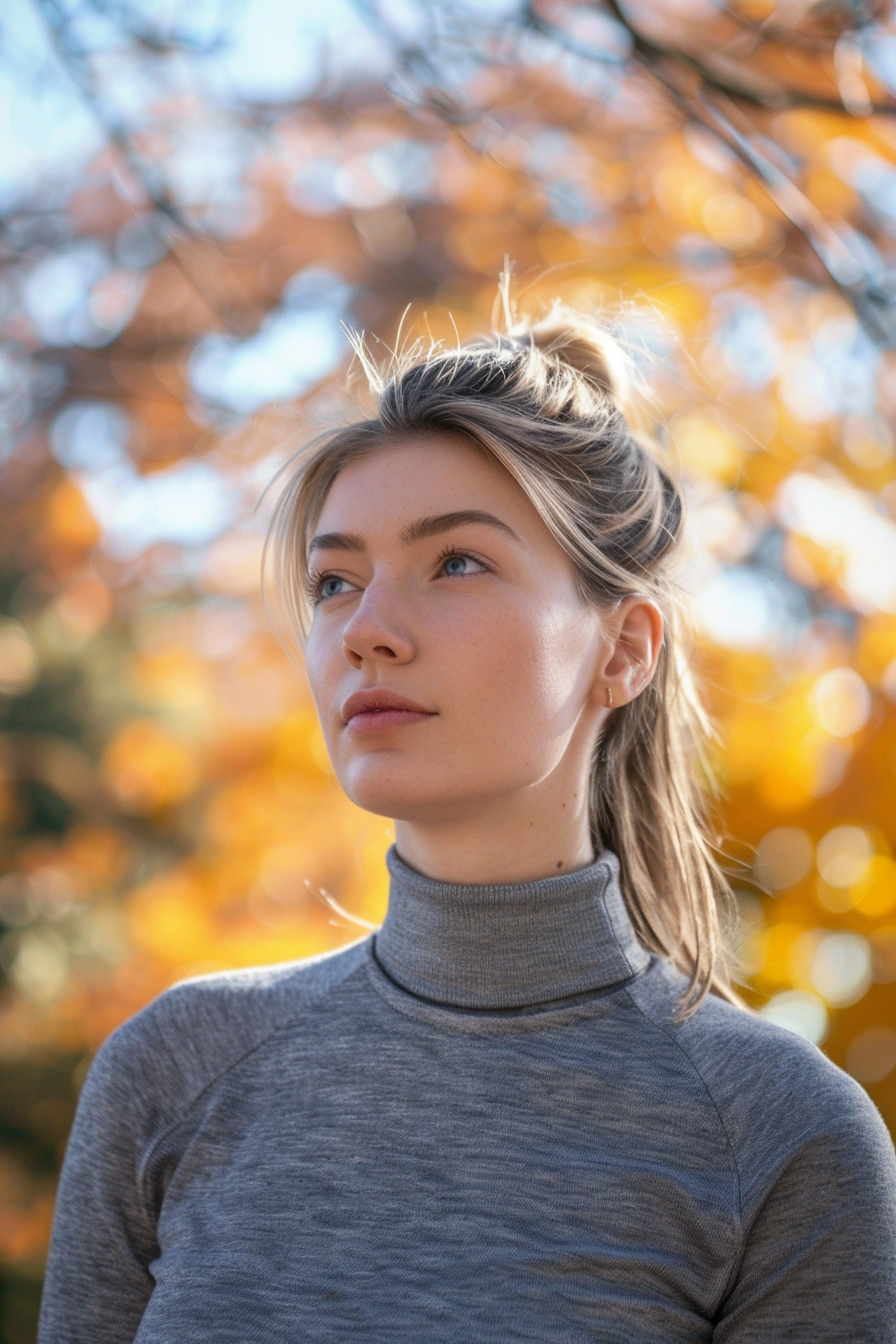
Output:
(262, 296), (749, 1021)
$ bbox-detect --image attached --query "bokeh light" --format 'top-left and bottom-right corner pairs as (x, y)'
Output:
(846, 1026), (896, 1084)
(817, 826), (874, 888)
(809, 931), (874, 1008)
(759, 990), (829, 1045)
(811, 669), (872, 738)
(754, 827), (814, 893)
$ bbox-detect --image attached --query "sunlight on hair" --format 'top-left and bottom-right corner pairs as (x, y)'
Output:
(261, 275), (747, 1022)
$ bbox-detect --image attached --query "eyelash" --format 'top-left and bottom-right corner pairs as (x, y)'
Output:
(305, 546), (494, 607)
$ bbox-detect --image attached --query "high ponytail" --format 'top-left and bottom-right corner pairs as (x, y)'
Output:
(526, 309), (631, 404)
(263, 292), (749, 1022)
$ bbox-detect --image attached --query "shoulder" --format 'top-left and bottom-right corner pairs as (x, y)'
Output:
(140, 933), (370, 1049)
(627, 959), (896, 1209)
(83, 936), (371, 1139)
(627, 956), (882, 1131)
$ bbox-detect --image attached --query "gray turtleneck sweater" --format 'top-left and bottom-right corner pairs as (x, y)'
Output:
(39, 847), (896, 1342)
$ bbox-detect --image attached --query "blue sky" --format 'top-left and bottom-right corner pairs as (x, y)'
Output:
(0, 0), (388, 208)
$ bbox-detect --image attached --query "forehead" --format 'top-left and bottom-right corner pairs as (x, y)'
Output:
(315, 434), (519, 526)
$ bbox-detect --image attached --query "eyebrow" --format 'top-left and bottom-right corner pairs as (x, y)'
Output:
(308, 509), (525, 556)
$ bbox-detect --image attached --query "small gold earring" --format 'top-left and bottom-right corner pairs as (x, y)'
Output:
(606, 687), (613, 708)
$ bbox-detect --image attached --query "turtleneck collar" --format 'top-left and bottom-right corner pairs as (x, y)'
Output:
(373, 844), (650, 1010)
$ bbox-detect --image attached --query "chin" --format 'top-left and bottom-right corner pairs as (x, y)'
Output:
(342, 755), (540, 826)
(340, 759), (475, 823)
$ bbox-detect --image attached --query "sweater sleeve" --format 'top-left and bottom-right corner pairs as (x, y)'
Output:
(712, 1074), (896, 1343)
(37, 1014), (175, 1344)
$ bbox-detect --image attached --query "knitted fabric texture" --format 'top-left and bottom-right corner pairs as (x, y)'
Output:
(39, 846), (896, 1343)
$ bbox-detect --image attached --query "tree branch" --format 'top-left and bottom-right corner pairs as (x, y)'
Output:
(32, 0), (254, 335)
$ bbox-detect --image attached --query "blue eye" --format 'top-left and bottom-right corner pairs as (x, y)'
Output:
(307, 547), (492, 607)
(437, 548), (491, 579)
(306, 573), (353, 605)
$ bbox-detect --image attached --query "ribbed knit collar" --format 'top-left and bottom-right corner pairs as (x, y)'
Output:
(373, 844), (650, 1010)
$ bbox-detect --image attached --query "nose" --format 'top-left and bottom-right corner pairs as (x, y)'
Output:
(340, 582), (415, 669)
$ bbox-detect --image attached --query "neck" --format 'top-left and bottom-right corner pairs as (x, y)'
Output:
(374, 843), (650, 1010)
(393, 786), (595, 886)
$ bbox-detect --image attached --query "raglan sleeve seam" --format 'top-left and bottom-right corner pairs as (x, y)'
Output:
(622, 986), (744, 1225)
(136, 956), (369, 1202)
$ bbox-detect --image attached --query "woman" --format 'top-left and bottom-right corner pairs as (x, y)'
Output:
(39, 301), (896, 1342)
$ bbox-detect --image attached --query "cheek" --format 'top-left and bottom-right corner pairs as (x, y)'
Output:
(304, 625), (342, 721)
(448, 601), (587, 734)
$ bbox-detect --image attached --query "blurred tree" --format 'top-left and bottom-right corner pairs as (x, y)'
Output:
(2, 0), (896, 1338)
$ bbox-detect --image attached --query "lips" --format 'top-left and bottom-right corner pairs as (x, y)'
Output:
(341, 689), (436, 724)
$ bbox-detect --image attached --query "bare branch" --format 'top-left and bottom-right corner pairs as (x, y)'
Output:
(526, 2), (896, 343)
(32, 0), (255, 335)
(595, 0), (896, 116)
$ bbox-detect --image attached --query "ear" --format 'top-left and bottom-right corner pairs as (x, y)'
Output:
(597, 597), (663, 709)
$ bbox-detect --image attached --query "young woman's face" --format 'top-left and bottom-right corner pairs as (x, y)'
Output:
(304, 435), (609, 824)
